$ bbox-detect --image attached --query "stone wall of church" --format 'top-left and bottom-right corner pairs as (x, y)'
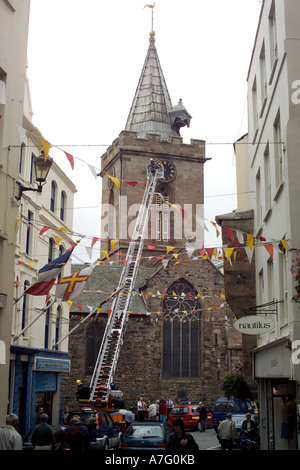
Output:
(61, 258), (243, 412)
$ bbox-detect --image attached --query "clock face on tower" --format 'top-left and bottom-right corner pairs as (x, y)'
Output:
(155, 160), (176, 182)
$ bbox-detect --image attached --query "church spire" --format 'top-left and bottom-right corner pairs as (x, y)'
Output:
(125, 9), (191, 140)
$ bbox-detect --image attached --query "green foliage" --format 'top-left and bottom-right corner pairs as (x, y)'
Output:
(221, 373), (253, 400)
(291, 250), (300, 304)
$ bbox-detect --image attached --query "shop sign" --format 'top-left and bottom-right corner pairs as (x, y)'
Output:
(35, 372), (57, 391)
(233, 315), (275, 335)
(34, 356), (70, 372)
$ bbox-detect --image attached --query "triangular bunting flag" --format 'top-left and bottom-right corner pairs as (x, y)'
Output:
(105, 172), (120, 189)
(264, 243), (274, 259)
(64, 151), (74, 170)
(40, 138), (51, 160)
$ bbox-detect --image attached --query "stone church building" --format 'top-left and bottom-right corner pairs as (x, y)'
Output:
(61, 30), (243, 411)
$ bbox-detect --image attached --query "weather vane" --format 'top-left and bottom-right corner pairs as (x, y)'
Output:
(144, 3), (155, 34)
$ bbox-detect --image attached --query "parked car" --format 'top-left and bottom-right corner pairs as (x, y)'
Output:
(65, 409), (122, 450)
(231, 413), (260, 447)
(212, 397), (256, 432)
(121, 421), (173, 450)
(168, 403), (213, 430)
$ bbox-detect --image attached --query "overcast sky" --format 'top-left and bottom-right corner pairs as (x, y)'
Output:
(26, 0), (262, 263)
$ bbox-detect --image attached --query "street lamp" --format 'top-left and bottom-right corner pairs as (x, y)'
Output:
(16, 151), (53, 200)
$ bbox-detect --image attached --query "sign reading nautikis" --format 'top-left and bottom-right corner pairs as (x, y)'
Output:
(233, 315), (275, 335)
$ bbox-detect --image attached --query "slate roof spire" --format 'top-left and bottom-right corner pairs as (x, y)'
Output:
(125, 31), (191, 140)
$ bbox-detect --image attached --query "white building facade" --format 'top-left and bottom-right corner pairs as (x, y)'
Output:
(0, 0), (77, 434)
(246, 0), (300, 450)
(0, 0), (31, 426)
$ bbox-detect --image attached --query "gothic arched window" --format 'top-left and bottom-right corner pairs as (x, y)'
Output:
(163, 279), (200, 378)
(85, 321), (105, 376)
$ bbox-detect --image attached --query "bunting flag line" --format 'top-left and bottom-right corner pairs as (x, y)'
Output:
(24, 245), (76, 296)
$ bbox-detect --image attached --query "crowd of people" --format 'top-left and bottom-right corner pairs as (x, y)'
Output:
(0, 412), (90, 451)
(129, 396), (174, 425)
(0, 400), (259, 451)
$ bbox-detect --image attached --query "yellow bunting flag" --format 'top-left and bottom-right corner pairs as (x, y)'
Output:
(67, 301), (72, 308)
(210, 221), (220, 237)
(111, 240), (118, 251)
(105, 172), (120, 189)
(166, 246), (176, 254)
(16, 217), (21, 231)
(100, 249), (109, 260)
(281, 239), (288, 256)
(58, 227), (67, 232)
(165, 201), (180, 212)
(173, 253), (179, 259)
(224, 247), (234, 260)
(40, 138), (51, 160)
(54, 236), (62, 245)
(246, 233), (254, 251)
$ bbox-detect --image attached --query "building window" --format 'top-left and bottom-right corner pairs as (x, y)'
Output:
(19, 144), (25, 175)
(273, 110), (282, 189)
(30, 153), (36, 184)
(48, 238), (54, 263)
(58, 245), (64, 279)
(264, 143), (271, 211)
(256, 168), (262, 228)
(86, 322), (105, 375)
(22, 281), (30, 332)
(60, 191), (66, 221)
(50, 181), (56, 213)
(163, 279), (200, 378)
(259, 41), (267, 114)
(252, 77), (258, 138)
(25, 211), (32, 255)
(54, 306), (61, 350)
(269, 0), (278, 72)
(44, 309), (50, 349)
(155, 191), (170, 241)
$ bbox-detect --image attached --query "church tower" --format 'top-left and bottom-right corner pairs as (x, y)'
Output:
(100, 30), (207, 259)
(62, 21), (243, 410)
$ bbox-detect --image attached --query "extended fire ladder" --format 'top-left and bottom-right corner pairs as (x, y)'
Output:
(89, 161), (164, 406)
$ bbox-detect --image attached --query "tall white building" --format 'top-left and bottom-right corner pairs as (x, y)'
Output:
(0, 0), (31, 426)
(246, 0), (300, 450)
(11, 75), (76, 433)
(0, 0), (77, 434)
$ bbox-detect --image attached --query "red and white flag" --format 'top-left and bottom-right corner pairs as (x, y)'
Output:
(55, 262), (96, 302)
(25, 246), (76, 296)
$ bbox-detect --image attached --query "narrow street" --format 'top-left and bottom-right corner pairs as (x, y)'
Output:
(192, 428), (241, 450)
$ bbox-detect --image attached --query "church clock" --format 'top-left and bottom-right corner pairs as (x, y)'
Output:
(155, 160), (176, 182)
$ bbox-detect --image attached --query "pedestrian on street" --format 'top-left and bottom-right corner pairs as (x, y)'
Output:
(242, 413), (258, 440)
(197, 402), (207, 432)
(53, 429), (70, 451)
(137, 397), (147, 421)
(166, 417), (199, 454)
(159, 399), (167, 422)
(166, 396), (173, 419)
(65, 418), (90, 451)
(31, 413), (53, 450)
(148, 400), (157, 421)
(217, 412), (236, 450)
(0, 413), (23, 450)
(125, 407), (135, 428)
